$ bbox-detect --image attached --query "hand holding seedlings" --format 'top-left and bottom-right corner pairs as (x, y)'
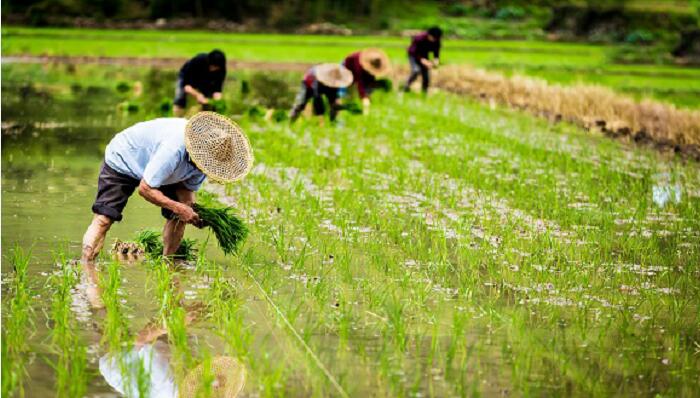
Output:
(174, 202), (202, 227)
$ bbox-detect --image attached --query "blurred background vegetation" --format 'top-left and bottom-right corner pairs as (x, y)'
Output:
(3, 0), (700, 62)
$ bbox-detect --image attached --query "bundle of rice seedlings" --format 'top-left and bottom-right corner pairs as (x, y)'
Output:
(174, 238), (198, 261)
(192, 204), (248, 255)
(134, 229), (198, 260)
(134, 229), (163, 257)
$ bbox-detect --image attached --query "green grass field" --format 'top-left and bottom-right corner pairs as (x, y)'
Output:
(3, 27), (700, 108)
(1, 61), (699, 396)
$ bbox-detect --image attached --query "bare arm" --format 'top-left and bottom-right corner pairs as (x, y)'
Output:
(183, 85), (209, 104)
(138, 180), (201, 225)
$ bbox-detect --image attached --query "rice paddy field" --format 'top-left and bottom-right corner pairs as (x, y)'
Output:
(4, 27), (700, 108)
(2, 32), (700, 397)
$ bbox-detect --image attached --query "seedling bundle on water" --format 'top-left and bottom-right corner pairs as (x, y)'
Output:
(133, 229), (198, 260)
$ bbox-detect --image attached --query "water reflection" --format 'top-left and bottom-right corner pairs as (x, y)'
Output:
(96, 293), (246, 397)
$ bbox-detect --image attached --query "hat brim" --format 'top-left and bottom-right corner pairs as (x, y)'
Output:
(315, 63), (354, 88)
(180, 356), (246, 398)
(185, 112), (254, 184)
(359, 48), (391, 77)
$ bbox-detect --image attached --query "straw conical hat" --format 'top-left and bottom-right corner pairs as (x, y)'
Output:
(315, 63), (353, 88)
(185, 112), (253, 184)
(359, 48), (391, 77)
(180, 356), (246, 398)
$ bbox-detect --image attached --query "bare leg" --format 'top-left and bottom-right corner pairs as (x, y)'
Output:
(163, 218), (186, 256)
(162, 187), (195, 256)
(81, 214), (114, 308)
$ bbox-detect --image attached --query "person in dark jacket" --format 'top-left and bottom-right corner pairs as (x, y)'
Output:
(173, 50), (227, 116)
(403, 27), (442, 93)
(290, 64), (353, 124)
(342, 48), (391, 115)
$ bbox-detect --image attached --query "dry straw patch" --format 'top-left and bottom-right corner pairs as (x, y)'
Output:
(412, 66), (700, 155)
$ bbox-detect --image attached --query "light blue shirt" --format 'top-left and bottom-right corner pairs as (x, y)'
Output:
(105, 118), (206, 191)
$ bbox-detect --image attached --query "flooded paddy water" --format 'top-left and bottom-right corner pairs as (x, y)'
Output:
(2, 62), (700, 397)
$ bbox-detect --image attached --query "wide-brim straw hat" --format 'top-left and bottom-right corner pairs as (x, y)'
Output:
(185, 112), (253, 184)
(359, 48), (391, 77)
(180, 356), (246, 398)
(315, 63), (354, 88)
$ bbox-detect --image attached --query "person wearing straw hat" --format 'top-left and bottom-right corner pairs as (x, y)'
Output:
(342, 48), (391, 115)
(80, 112), (253, 308)
(99, 303), (246, 397)
(289, 63), (354, 123)
(403, 26), (442, 94)
(173, 50), (227, 116)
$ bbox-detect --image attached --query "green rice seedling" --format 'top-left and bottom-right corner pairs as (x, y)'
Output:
(48, 258), (88, 398)
(339, 101), (363, 115)
(166, 305), (192, 378)
(1, 246), (33, 398)
(134, 229), (163, 256)
(193, 203), (248, 255)
(175, 238), (198, 261)
(134, 229), (198, 260)
(271, 108), (288, 123)
(100, 260), (131, 351)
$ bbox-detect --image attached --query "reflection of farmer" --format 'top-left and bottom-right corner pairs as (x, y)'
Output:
(99, 304), (246, 397)
(289, 63), (353, 123)
(173, 50), (227, 116)
(80, 113), (253, 308)
(342, 48), (391, 115)
(403, 27), (442, 94)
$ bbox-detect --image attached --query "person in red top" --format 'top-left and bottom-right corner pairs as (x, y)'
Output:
(342, 48), (391, 115)
(403, 27), (442, 93)
(289, 63), (353, 123)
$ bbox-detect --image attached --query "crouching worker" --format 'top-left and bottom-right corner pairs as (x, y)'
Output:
(173, 50), (227, 116)
(80, 112), (253, 308)
(289, 63), (354, 123)
(342, 48), (391, 115)
(403, 26), (442, 94)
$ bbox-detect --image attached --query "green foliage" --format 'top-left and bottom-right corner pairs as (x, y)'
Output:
(134, 229), (163, 256)
(240, 80), (251, 96)
(495, 6), (527, 20)
(193, 203), (248, 255)
(175, 238), (198, 261)
(247, 105), (265, 119)
(376, 78), (393, 92)
(271, 108), (288, 122)
(625, 29), (656, 44)
(1, 247), (33, 398)
(49, 258), (88, 398)
(115, 81), (130, 93)
(208, 98), (228, 114)
(117, 100), (139, 114)
(249, 73), (293, 108)
(134, 229), (198, 260)
(158, 98), (172, 114)
(341, 100), (363, 114)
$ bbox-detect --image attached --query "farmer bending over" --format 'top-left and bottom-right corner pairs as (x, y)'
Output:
(289, 63), (353, 124)
(342, 48), (391, 115)
(403, 26), (442, 94)
(173, 50), (227, 116)
(80, 112), (252, 308)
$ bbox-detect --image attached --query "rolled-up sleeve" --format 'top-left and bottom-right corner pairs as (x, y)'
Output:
(142, 147), (180, 188)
